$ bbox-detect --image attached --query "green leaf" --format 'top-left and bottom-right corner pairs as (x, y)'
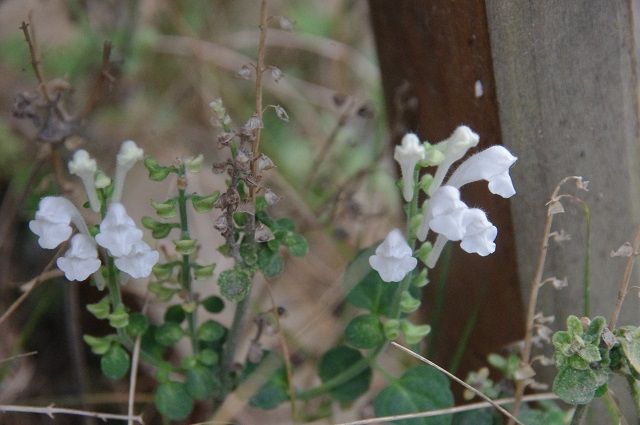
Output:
(127, 313), (149, 337)
(452, 408), (494, 425)
(154, 381), (194, 421)
(193, 263), (215, 280)
(186, 365), (221, 400)
(152, 262), (178, 280)
(149, 282), (178, 302)
(155, 322), (184, 347)
(256, 196), (268, 212)
(374, 365), (454, 425)
(164, 304), (186, 323)
(141, 216), (179, 239)
(86, 296), (110, 319)
(218, 265), (252, 302)
(174, 239), (197, 256)
(192, 191), (220, 213)
(257, 245), (284, 278)
(619, 335), (640, 374)
(318, 346), (372, 403)
(347, 268), (396, 317)
(197, 320), (225, 342)
(345, 314), (385, 349)
(552, 366), (600, 405)
(567, 315), (584, 337)
(202, 296), (225, 313)
(240, 242), (258, 266)
(101, 344), (130, 380)
(242, 355), (290, 410)
(198, 349), (219, 366)
(283, 233), (308, 257)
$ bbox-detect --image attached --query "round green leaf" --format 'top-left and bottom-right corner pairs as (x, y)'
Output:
(197, 320), (225, 342)
(218, 266), (252, 302)
(374, 365), (453, 425)
(127, 313), (149, 337)
(257, 245), (284, 278)
(552, 366), (599, 405)
(202, 296), (225, 313)
(164, 304), (186, 323)
(198, 349), (220, 366)
(345, 314), (385, 349)
(186, 365), (222, 400)
(318, 346), (371, 403)
(154, 381), (194, 421)
(283, 233), (308, 257)
(155, 322), (184, 347)
(101, 344), (130, 380)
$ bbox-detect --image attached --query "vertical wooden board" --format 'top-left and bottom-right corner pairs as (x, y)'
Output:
(369, 0), (524, 379)
(486, 1), (640, 417)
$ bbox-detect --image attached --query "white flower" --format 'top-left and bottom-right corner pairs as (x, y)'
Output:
(446, 145), (517, 198)
(56, 233), (101, 281)
(394, 133), (426, 202)
(369, 229), (417, 282)
(95, 202), (143, 257)
(113, 140), (144, 203)
(417, 186), (468, 242)
(114, 240), (159, 278)
(29, 196), (89, 249)
(428, 126), (479, 196)
(458, 208), (497, 256)
(68, 150), (100, 212)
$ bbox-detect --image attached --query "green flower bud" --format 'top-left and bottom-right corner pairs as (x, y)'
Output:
(182, 302), (196, 314)
(192, 192), (220, 213)
(383, 319), (401, 340)
(174, 239), (197, 256)
(83, 334), (112, 355)
(109, 304), (130, 329)
(149, 282), (178, 302)
(401, 320), (431, 345)
(152, 199), (177, 218)
(415, 241), (433, 265)
(185, 154), (204, 173)
(399, 291), (421, 313)
(193, 263), (215, 280)
(87, 296), (111, 319)
(412, 268), (429, 287)
(152, 262), (178, 280)
(144, 157), (175, 181)
(418, 174), (434, 193)
(142, 216), (179, 239)
(94, 170), (112, 189)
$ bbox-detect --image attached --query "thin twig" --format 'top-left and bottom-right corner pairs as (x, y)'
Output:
(0, 266), (65, 326)
(0, 351), (38, 364)
(610, 225), (640, 329)
(334, 393), (558, 425)
(510, 176), (585, 423)
(391, 342), (525, 425)
(80, 40), (114, 119)
(128, 300), (147, 425)
(19, 19), (50, 102)
(0, 404), (144, 423)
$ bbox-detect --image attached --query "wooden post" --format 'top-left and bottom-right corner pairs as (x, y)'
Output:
(369, 0), (525, 382)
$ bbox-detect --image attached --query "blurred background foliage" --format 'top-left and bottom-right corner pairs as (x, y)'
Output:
(0, 0), (411, 423)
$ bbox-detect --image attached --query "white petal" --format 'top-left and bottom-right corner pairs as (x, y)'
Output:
(95, 203), (143, 256)
(429, 209), (467, 241)
(419, 186), (467, 241)
(428, 126), (479, 196)
(459, 209), (497, 256)
(447, 145), (517, 197)
(56, 234), (101, 281)
(369, 253), (417, 283)
(394, 133), (426, 202)
(114, 240), (159, 279)
(30, 220), (73, 249)
(488, 171), (516, 198)
(29, 196), (83, 248)
(35, 196), (78, 224)
(374, 228), (413, 258)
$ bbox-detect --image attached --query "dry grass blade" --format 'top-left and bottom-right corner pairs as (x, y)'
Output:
(0, 404), (144, 423)
(391, 342), (525, 425)
(335, 393), (558, 425)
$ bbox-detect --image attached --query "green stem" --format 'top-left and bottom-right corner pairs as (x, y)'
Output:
(221, 288), (253, 390)
(582, 204), (592, 317)
(627, 374), (640, 418)
(449, 279), (487, 374)
(177, 176), (198, 355)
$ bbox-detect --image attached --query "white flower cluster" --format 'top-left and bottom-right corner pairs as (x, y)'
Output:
(29, 141), (158, 282)
(369, 127), (517, 282)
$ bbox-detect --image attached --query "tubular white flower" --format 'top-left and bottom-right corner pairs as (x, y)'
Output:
(394, 133), (426, 202)
(29, 196), (90, 249)
(446, 145), (517, 198)
(417, 186), (467, 242)
(368, 228), (417, 283)
(95, 202), (143, 257)
(428, 126), (479, 196)
(113, 140), (144, 203)
(68, 150), (100, 212)
(114, 240), (159, 279)
(56, 233), (101, 281)
(459, 208), (497, 256)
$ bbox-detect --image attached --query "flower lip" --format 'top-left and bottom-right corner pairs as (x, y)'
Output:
(394, 133), (426, 202)
(369, 229), (417, 283)
(56, 233), (101, 281)
(95, 202), (143, 257)
(459, 208), (497, 256)
(417, 185), (467, 242)
(29, 196), (89, 249)
(446, 145), (517, 198)
(114, 240), (159, 279)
